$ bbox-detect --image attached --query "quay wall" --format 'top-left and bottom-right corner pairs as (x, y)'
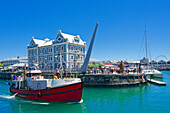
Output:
(81, 74), (147, 87)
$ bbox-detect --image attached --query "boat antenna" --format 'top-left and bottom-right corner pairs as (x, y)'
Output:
(78, 21), (99, 73)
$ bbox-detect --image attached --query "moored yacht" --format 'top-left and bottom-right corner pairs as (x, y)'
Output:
(140, 23), (163, 78)
(142, 69), (162, 78)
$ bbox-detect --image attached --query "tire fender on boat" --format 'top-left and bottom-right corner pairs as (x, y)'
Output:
(37, 92), (42, 98)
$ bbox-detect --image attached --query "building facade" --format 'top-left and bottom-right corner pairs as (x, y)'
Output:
(3, 57), (28, 67)
(140, 57), (149, 65)
(27, 30), (86, 72)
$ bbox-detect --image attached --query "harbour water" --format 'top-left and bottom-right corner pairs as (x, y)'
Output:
(0, 71), (169, 113)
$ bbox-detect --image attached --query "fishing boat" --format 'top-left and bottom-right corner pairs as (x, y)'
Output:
(9, 22), (99, 102)
(10, 70), (83, 101)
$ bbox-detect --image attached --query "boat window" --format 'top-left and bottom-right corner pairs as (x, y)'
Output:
(37, 83), (41, 89)
(27, 73), (31, 77)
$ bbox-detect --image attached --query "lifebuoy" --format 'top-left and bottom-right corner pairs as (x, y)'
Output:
(37, 92), (42, 98)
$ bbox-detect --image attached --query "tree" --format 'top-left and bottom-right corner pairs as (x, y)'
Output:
(97, 62), (103, 67)
(0, 64), (3, 67)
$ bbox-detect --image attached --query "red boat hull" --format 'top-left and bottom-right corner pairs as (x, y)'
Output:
(10, 82), (83, 102)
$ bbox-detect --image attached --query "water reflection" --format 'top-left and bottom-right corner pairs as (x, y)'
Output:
(9, 97), (84, 113)
(82, 84), (148, 113)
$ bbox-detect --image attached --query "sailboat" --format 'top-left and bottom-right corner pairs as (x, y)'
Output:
(141, 23), (163, 78)
(9, 22), (99, 102)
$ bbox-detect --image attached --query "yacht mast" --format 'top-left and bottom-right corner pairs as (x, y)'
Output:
(144, 22), (152, 65)
(145, 22), (148, 61)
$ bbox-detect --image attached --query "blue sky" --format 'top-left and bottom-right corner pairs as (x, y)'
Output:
(0, 0), (170, 61)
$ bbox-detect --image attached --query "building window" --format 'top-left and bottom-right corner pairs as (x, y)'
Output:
(39, 49), (43, 54)
(61, 46), (64, 51)
(81, 56), (83, 61)
(76, 47), (79, 51)
(49, 56), (52, 61)
(40, 57), (42, 62)
(56, 47), (58, 52)
(45, 49), (47, 54)
(62, 55), (64, 60)
(58, 64), (61, 68)
(71, 46), (73, 51)
(34, 50), (36, 54)
(49, 48), (52, 53)
(55, 56), (59, 61)
(41, 49), (43, 54)
(81, 48), (83, 52)
(76, 55), (80, 59)
(57, 36), (62, 42)
(34, 58), (37, 62)
(71, 55), (74, 60)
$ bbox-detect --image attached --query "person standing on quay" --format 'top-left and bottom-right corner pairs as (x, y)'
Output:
(119, 60), (125, 73)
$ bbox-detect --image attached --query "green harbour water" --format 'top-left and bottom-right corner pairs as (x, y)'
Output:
(0, 71), (170, 113)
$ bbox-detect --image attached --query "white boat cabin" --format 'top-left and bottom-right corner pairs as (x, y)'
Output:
(11, 70), (81, 90)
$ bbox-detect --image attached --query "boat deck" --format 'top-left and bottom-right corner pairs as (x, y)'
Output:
(147, 78), (166, 86)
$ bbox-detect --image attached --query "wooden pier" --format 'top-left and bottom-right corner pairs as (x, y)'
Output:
(147, 78), (166, 86)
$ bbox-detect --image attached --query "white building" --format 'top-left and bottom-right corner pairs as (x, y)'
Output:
(89, 57), (101, 65)
(3, 57), (28, 67)
(27, 30), (86, 72)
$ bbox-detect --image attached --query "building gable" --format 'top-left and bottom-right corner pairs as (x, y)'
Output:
(53, 30), (67, 44)
(27, 37), (38, 48)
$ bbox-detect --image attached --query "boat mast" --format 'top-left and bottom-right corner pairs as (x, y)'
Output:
(145, 22), (152, 65)
(145, 22), (148, 63)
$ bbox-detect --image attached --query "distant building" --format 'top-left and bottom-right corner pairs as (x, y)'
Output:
(103, 59), (140, 67)
(167, 60), (170, 65)
(103, 59), (116, 65)
(151, 60), (157, 65)
(140, 57), (149, 65)
(89, 57), (101, 65)
(27, 30), (86, 72)
(3, 57), (28, 67)
(124, 60), (140, 66)
(158, 60), (167, 65)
